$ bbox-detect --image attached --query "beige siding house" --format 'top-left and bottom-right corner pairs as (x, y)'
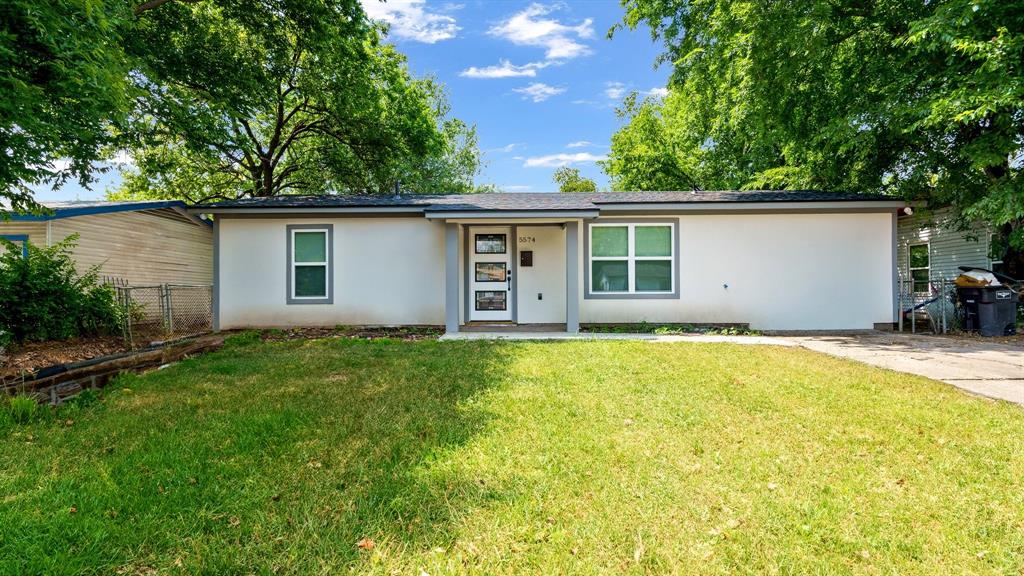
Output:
(1, 200), (212, 286)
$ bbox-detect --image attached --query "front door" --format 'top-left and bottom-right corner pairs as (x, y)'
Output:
(469, 226), (513, 321)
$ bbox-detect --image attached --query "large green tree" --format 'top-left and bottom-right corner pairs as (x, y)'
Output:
(609, 0), (1024, 264)
(1, 0), (133, 214)
(114, 0), (481, 202)
(2, 0), (484, 214)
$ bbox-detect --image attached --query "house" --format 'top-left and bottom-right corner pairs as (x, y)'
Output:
(895, 205), (1010, 331)
(897, 205), (1006, 291)
(1, 200), (213, 286)
(192, 191), (905, 332)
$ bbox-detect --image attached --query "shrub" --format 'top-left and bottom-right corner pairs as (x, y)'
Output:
(7, 396), (39, 425)
(0, 235), (122, 343)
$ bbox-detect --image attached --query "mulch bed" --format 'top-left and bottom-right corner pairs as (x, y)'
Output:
(1, 336), (130, 379)
(260, 326), (442, 342)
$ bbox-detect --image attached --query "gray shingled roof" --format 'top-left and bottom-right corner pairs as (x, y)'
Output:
(195, 190), (899, 212)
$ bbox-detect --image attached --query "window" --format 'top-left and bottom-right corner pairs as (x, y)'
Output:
(0, 235), (28, 259)
(475, 262), (507, 282)
(908, 243), (929, 293)
(475, 234), (506, 254)
(287, 225), (332, 304)
(990, 233), (1006, 275)
(588, 222), (675, 296)
(475, 290), (506, 311)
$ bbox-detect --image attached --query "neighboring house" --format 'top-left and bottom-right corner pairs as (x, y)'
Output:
(193, 191), (905, 332)
(897, 206), (1005, 289)
(1, 200), (213, 286)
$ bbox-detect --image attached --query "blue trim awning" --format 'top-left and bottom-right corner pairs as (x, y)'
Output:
(6, 200), (190, 221)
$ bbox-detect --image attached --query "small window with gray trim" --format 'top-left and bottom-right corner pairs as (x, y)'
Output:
(287, 224), (333, 304)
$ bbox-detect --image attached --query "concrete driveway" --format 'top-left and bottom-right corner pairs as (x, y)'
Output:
(793, 332), (1024, 405)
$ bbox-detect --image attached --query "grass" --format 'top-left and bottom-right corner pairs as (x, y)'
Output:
(1, 334), (1023, 574)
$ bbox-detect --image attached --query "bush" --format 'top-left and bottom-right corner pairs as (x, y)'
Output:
(0, 235), (122, 343)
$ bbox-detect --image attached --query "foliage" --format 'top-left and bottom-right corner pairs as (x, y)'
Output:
(0, 0), (132, 213)
(0, 235), (122, 342)
(610, 0), (1024, 255)
(552, 166), (598, 193)
(584, 322), (761, 336)
(111, 0), (484, 202)
(5, 396), (39, 425)
(1, 338), (1023, 572)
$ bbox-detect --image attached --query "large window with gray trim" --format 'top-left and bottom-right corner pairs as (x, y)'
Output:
(287, 224), (333, 304)
(588, 222), (676, 296)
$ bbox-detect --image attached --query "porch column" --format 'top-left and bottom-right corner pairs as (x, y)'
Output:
(445, 223), (459, 333)
(565, 221), (580, 333)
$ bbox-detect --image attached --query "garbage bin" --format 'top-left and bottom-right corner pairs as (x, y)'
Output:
(957, 286), (1019, 336)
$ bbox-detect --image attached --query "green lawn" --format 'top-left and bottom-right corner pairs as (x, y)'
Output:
(2, 334), (1023, 574)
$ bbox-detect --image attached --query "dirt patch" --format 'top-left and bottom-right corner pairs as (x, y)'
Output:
(259, 326), (442, 342)
(1, 336), (130, 378)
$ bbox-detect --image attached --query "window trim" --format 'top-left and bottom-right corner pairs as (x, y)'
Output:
(0, 234), (29, 259)
(584, 219), (680, 300)
(989, 233), (1005, 273)
(907, 242), (930, 294)
(286, 224), (334, 305)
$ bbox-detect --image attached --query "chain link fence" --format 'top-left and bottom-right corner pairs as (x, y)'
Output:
(897, 276), (1023, 335)
(896, 277), (956, 334)
(115, 284), (212, 348)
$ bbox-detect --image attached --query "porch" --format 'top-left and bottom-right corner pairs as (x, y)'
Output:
(440, 218), (583, 334)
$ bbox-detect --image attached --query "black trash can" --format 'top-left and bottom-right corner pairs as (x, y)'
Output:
(957, 285), (1019, 336)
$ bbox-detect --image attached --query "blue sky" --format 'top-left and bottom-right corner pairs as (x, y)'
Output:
(38, 1), (669, 201)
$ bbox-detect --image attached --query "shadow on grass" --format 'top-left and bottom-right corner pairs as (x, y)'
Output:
(0, 335), (519, 574)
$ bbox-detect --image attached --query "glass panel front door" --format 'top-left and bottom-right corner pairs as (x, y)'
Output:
(469, 226), (513, 321)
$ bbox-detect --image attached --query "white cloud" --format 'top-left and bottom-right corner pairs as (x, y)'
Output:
(487, 142), (523, 153)
(503, 185), (532, 192)
(604, 81), (627, 100)
(361, 0), (459, 43)
(646, 87), (669, 98)
(460, 59), (548, 79)
(513, 82), (565, 103)
(523, 152), (606, 168)
(110, 150), (134, 165)
(489, 3), (594, 60)
(566, 140), (593, 148)
(48, 159), (72, 172)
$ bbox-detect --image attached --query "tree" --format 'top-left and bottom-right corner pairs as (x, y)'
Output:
(114, 0), (482, 202)
(553, 167), (598, 193)
(1, 0), (133, 214)
(612, 0), (1024, 268)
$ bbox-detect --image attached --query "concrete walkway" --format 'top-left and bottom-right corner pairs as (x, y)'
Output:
(440, 331), (796, 346)
(442, 330), (1024, 405)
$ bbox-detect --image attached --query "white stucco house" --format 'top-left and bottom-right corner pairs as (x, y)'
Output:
(191, 191), (905, 333)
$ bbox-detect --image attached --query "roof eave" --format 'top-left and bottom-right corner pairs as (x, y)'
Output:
(8, 200), (191, 221)
(597, 200), (906, 213)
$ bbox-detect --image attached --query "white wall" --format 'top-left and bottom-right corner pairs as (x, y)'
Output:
(516, 225), (566, 324)
(218, 212), (895, 331)
(580, 213), (895, 330)
(219, 217), (446, 328)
